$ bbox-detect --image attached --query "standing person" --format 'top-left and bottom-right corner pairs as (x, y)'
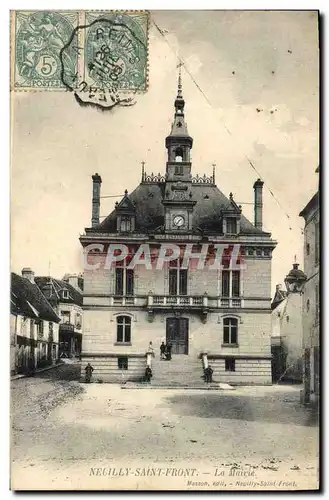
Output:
(145, 365), (152, 382)
(166, 341), (172, 360)
(148, 341), (154, 356)
(160, 341), (166, 360)
(204, 365), (213, 383)
(85, 363), (94, 383)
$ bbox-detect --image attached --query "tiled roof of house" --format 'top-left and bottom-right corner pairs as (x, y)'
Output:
(299, 191), (319, 218)
(11, 273), (60, 322)
(35, 277), (83, 307)
(271, 287), (288, 310)
(93, 182), (270, 236)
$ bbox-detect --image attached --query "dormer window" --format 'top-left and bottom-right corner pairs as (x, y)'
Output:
(222, 212), (240, 236)
(221, 194), (241, 236)
(115, 192), (136, 233)
(120, 216), (132, 233)
(62, 290), (69, 299)
(226, 218), (237, 235)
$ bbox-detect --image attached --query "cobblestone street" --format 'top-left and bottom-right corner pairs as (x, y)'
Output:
(11, 364), (319, 491)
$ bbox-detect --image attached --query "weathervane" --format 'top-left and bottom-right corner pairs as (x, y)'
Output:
(177, 59), (183, 97)
(212, 163), (216, 184)
(141, 160), (145, 181)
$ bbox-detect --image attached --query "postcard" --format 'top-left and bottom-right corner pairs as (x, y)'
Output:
(10, 10), (320, 491)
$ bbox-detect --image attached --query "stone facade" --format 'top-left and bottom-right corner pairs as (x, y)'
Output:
(271, 267), (306, 384)
(299, 173), (320, 402)
(79, 75), (277, 385)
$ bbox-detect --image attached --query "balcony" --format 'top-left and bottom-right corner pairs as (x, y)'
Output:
(110, 296), (145, 306)
(59, 323), (75, 334)
(149, 295), (205, 307)
(89, 295), (243, 309)
(146, 294), (209, 323)
(218, 298), (242, 308)
(148, 295), (242, 309)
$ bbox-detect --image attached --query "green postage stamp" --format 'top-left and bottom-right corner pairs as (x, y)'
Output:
(11, 10), (149, 92)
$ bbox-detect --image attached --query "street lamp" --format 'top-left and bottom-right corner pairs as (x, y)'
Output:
(284, 263), (307, 294)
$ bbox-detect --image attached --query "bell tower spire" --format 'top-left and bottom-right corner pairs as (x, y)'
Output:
(163, 65), (196, 234)
(174, 62), (184, 114)
(165, 64), (193, 165)
(178, 63), (182, 96)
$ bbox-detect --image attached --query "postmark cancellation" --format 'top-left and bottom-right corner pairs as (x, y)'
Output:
(11, 10), (149, 93)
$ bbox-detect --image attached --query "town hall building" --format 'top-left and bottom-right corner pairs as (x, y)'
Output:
(79, 74), (277, 385)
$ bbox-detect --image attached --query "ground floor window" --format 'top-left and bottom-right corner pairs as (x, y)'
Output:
(116, 316), (131, 343)
(223, 317), (238, 345)
(225, 358), (235, 372)
(41, 342), (47, 358)
(52, 344), (57, 360)
(118, 356), (128, 370)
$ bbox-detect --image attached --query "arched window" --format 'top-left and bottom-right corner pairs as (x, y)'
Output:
(175, 147), (183, 162)
(223, 317), (238, 345)
(116, 316), (131, 343)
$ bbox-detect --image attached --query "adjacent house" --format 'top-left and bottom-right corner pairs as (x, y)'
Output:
(79, 74), (277, 385)
(271, 262), (306, 383)
(10, 268), (60, 375)
(35, 274), (83, 358)
(299, 168), (320, 404)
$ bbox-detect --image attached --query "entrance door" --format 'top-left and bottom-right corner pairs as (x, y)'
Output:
(166, 318), (189, 355)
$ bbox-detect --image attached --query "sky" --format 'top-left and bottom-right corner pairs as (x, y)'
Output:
(11, 10), (319, 297)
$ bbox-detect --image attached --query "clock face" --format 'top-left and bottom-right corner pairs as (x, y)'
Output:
(173, 215), (185, 228)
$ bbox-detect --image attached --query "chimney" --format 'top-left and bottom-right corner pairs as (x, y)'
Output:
(253, 178), (264, 230)
(63, 273), (83, 293)
(276, 284), (282, 292)
(92, 173), (102, 227)
(22, 267), (35, 283)
(40, 279), (53, 299)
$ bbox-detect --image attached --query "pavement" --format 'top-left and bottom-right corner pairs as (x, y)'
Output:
(11, 362), (65, 380)
(11, 363), (319, 491)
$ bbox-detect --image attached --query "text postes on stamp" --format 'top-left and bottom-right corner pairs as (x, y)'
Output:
(13, 11), (79, 91)
(83, 12), (148, 93)
(12, 10), (149, 100)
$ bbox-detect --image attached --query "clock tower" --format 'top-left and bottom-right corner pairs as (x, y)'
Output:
(163, 68), (196, 233)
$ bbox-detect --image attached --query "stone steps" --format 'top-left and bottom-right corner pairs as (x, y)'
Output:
(122, 383), (228, 390)
(151, 355), (205, 385)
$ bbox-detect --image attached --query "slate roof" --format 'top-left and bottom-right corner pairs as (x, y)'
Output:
(299, 191), (319, 219)
(35, 277), (83, 307)
(271, 287), (288, 310)
(168, 113), (192, 139)
(93, 182), (270, 236)
(11, 273), (60, 322)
